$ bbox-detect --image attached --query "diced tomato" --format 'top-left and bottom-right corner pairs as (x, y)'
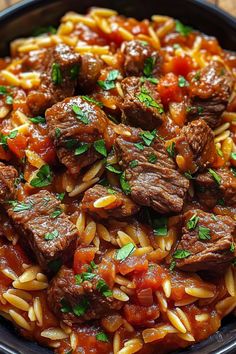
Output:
(98, 258), (116, 288)
(158, 73), (184, 107)
(29, 136), (57, 164)
(0, 145), (11, 160)
(73, 326), (112, 353)
(117, 256), (148, 275)
(73, 246), (96, 274)
(212, 153), (225, 168)
(7, 134), (27, 159)
(133, 264), (167, 290)
(124, 304), (160, 325)
(171, 56), (193, 77)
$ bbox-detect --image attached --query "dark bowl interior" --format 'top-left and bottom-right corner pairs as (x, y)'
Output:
(0, 0), (236, 353)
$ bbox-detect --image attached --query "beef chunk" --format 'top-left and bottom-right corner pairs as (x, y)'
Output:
(46, 96), (114, 174)
(187, 61), (233, 128)
(174, 119), (217, 173)
(175, 209), (235, 272)
(27, 44), (81, 115)
(0, 162), (17, 203)
(121, 77), (164, 130)
(7, 190), (77, 270)
(81, 184), (140, 219)
(115, 127), (189, 213)
(77, 54), (103, 92)
(122, 40), (161, 77)
(47, 266), (122, 325)
(195, 168), (236, 209)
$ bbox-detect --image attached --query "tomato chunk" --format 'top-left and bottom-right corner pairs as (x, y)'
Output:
(73, 246), (96, 274)
(124, 304), (160, 325)
(133, 264), (167, 290)
(117, 256), (148, 275)
(158, 73), (184, 107)
(171, 56), (193, 77)
(7, 134), (27, 159)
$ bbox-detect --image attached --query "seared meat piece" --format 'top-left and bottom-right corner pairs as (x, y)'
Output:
(122, 40), (161, 77)
(121, 77), (164, 130)
(81, 184), (140, 219)
(77, 54), (103, 92)
(7, 190), (77, 270)
(195, 168), (236, 209)
(46, 96), (114, 174)
(175, 209), (235, 272)
(47, 266), (122, 325)
(0, 162), (17, 203)
(187, 61), (233, 128)
(174, 119), (217, 173)
(27, 44), (81, 115)
(115, 127), (189, 214)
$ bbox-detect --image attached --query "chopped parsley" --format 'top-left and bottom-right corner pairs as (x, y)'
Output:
(198, 226), (211, 240)
(0, 86), (7, 95)
(51, 63), (62, 85)
(107, 188), (116, 195)
(148, 153), (157, 164)
(193, 71), (201, 81)
(134, 142), (144, 150)
(153, 216), (168, 236)
(137, 87), (164, 113)
(197, 106), (204, 114)
(140, 129), (156, 146)
(97, 69), (119, 90)
(44, 230), (59, 241)
(93, 139), (107, 157)
(96, 332), (109, 342)
(56, 192), (65, 201)
(87, 261), (98, 272)
(81, 95), (103, 108)
(140, 77), (159, 84)
(30, 164), (53, 188)
(6, 95), (13, 105)
(173, 249), (191, 259)
(75, 272), (96, 285)
(72, 104), (89, 124)
(178, 76), (189, 87)
(166, 142), (175, 158)
(73, 297), (89, 317)
(55, 128), (61, 139)
(116, 243), (135, 261)
(143, 57), (156, 77)
(106, 165), (122, 174)
(230, 243), (235, 253)
(187, 214), (199, 230)
(70, 64), (80, 80)
(175, 20), (192, 36)
(211, 214), (218, 221)
(216, 146), (223, 157)
(169, 260), (176, 271)
(120, 172), (131, 195)
(129, 160), (138, 168)
(75, 143), (89, 156)
(33, 25), (57, 36)
(50, 209), (62, 219)
(184, 171), (194, 180)
(0, 130), (18, 150)
(231, 152), (236, 160)
(96, 279), (112, 297)
(208, 168), (221, 185)
(29, 116), (46, 124)
(10, 201), (33, 212)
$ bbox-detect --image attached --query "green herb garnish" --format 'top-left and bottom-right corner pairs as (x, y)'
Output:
(30, 164), (53, 188)
(120, 172), (131, 195)
(72, 104), (89, 124)
(175, 20), (192, 36)
(81, 95), (103, 107)
(96, 332), (109, 342)
(178, 76), (189, 87)
(198, 226), (211, 240)
(129, 160), (138, 168)
(116, 243), (135, 261)
(51, 63), (62, 85)
(173, 249), (191, 259)
(208, 168), (221, 185)
(106, 165), (122, 174)
(148, 153), (157, 164)
(153, 216), (168, 236)
(93, 139), (107, 157)
(44, 229), (59, 241)
(143, 57), (156, 77)
(97, 70), (119, 90)
(50, 209), (62, 219)
(75, 143), (89, 156)
(29, 116), (46, 124)
(187, 214), (199, 230)
(140, 129), (156, 146)
(96, 279), (112, 297)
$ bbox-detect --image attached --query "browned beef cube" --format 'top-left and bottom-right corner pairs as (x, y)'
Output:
(81, 184), (140, 219)
(7, 190), (77, 270)
(47, 266), (122, 325)
(195, 168), (236, 209)
(115, 127), (189, 214)
(77, 54), (103, 92)
(174, 209), (235, 272)
(122, 40), (161, 77)
(27, 44), (81, 115)
(121, 77), (164, 130)
(187, 61), (233, 128)
(174, 119), (217, 174)
(46, 96), (113, 174)
(0, 162), (17, 203)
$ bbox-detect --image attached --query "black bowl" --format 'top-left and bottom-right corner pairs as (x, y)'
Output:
(0, 1), (236, 353)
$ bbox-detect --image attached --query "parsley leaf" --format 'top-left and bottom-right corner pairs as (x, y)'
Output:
(96, 332), (109, 342)
(208, 168), (221, 185)
(140, 130), (156, 146)
(93, 139), (107, 157)
(75, 272), (96, 285)
(198, 226), (211, 240)
(143, 57), (156, 77)
(148, 153), (157, 164)
(10, 201), (33, 212)
(116, 243), (135, 261)
(166, 142), (175, 158)
(44, 230), (59, 241)
(50, 209), (62, 219)
(178, 76), (189, 87)
(96, 279), (112, 297)
(129, 160), (138, 168)
(173, 249), (191, 259)
(97, 70), (119, 90)
(175, 20), (192, 36)
(29, 116), (46, 124)
(6, 95), (13, 105)
(55, 128), (61, 139)
(81, 95), (103, 107)
(134, 142), (145, 150)
(169, 260), (176, 271)
(187, 214), (199, 230)
(75, 143), (89, 156)
(140, 77), (159, 84)
(0, 86), (7, 95)
(33, 25), (57, 36)
(72, 105), (89, 124)
(153, 216), (168, 236)
(106, 165), (122, 174)
(30, 164), (53, 188)
(51, 63), (62, 85)
(73, 297), (89, 316)
(137, 87), (164, 113)
(184, 171), (194, 180)
(56, 192), (65, 201)
(231, 152), (236, 160)
(230, 243), (235, 253)
(120, 172), (131, 195)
